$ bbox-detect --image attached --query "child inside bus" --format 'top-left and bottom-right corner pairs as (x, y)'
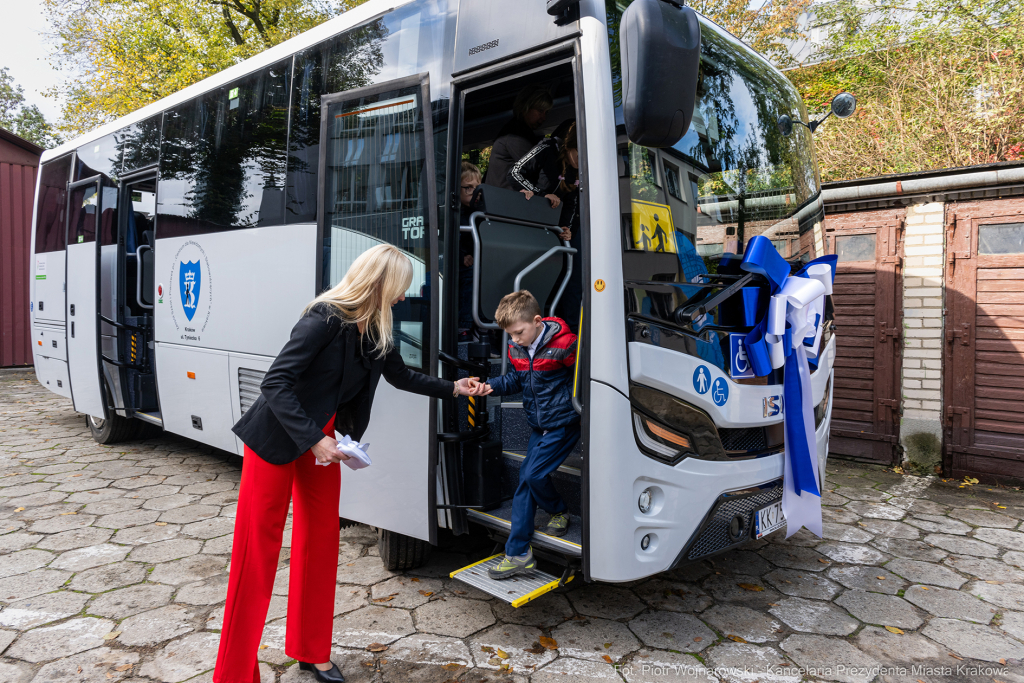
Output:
(475, 290), (579, 579)
(483, 85), (553, 190)
(459, 162), (483, 342)
(508, 118), (575, 208)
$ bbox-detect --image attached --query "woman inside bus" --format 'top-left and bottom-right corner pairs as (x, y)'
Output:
(483, 84), (553, 190)
(215, 245), (487, 683)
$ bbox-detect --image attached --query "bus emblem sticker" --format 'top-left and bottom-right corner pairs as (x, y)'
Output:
(711, 378), (729, 406)
(179, 261), (201, 321)
(692, 366), (711, 395)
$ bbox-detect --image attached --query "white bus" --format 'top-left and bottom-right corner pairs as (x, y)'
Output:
(29, 0), (841, 604)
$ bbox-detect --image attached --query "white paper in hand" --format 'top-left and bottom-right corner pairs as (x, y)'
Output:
(334, 431), (371, 470)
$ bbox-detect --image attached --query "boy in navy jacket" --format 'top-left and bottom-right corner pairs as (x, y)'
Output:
(479, 290), (579, 579)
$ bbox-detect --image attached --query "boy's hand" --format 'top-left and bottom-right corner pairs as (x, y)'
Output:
(545, 194), (561, 209)
(456, 377), (491, 396)
(520, 189), (535, 201)
(463, 254), (473, 267)
(559, 227), (572, 241)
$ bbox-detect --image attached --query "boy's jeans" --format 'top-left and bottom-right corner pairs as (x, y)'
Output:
(506, 423), (581, 557)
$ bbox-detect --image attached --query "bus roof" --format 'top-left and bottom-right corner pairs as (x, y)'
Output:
(41, 0), (415, 164)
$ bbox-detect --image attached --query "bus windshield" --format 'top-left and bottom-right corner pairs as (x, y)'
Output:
(609, 3), (822, 373)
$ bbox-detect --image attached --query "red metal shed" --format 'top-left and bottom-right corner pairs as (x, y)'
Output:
(0, 127), (42, 367)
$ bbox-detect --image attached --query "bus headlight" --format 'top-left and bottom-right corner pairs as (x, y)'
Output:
(630, 384), (727, 464)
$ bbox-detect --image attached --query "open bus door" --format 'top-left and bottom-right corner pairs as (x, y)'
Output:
(318, 76), (441, 547)
(65, 175), (110, 419)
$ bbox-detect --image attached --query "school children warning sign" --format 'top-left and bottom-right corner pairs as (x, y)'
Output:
(630, 200), (677, 253)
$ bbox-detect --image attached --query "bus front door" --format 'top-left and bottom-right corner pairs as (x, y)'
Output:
(318, 76), (441, 545)
(64, 176), (109, 419)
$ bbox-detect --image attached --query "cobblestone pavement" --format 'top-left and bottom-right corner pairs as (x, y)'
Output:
(1, 369), (1024, 683)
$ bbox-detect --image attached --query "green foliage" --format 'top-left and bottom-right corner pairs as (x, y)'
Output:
(44, 0), (371, 137)
(789, 0), (1024, 180)
(0, 68), (63, 148)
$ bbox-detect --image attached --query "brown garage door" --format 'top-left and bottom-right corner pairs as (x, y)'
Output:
(945, 199), (1024, 482)
(825, 211), (903, 464)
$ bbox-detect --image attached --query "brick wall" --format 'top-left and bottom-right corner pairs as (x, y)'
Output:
(900, 202), (945, 468)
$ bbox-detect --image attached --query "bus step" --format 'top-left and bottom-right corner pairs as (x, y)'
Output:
(450, 555), (573, 608)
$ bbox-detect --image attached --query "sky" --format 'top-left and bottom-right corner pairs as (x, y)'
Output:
(1, 0), (65, 123)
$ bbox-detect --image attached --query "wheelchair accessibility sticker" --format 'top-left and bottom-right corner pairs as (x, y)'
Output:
(693, 365), (730, 406)
(711, 378), (729, 406)
(730, 334), (755, 379)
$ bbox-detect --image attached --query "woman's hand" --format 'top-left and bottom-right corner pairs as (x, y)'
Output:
(456, 377), (492, 396)
(312, 435), (349, 464)
(520, 189), (535, 201)
(463, 254), (474, 268)
(545, 194), (561, 209)
(559, 226), (572, 241)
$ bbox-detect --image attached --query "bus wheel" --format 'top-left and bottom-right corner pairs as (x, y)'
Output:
(87, 412), (138, 444)
(377, 528), (432, 571)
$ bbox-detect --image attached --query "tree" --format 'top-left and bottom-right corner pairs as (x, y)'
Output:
(686, 0), (812, 68)
(0, 68), (63, 148)
(44, 0), (371, 137)
(788, 0), (1024, 180)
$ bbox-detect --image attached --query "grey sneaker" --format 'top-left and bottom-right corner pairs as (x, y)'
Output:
(487, 547), (536, 580)
(544, 513), (570, 537)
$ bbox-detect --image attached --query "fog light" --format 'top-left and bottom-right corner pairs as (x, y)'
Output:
(638, 488), (653, 514)
(727, 513), (747, 541)
(640, 534), (651, 550)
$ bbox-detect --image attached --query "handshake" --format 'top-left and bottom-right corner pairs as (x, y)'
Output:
(458, 377), (493, 397)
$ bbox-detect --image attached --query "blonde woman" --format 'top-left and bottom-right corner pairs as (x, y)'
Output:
(216, 245), (486, 683)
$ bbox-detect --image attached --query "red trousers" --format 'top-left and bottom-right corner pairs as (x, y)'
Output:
(214, 416), (339, 683)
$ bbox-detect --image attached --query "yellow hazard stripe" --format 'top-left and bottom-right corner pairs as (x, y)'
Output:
(572, 307), (583, 399)
(449, 553), (503, 579)
(510, 573), (574, 608)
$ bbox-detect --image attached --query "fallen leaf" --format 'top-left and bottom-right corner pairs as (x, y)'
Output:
(102, 631), (122, 640)
(487, 657), (501, 666)
(985, 581), (1003, 585)
(818, 558), (830, 564)
(480, 646), (494, 653)
(367, 643), (388, 653)
(949, 653), (963, 660)
(921, 586), (929, 590)
(13, 507), (23, 512)
(378, 659), (387, 665)
(410, 577), (420, 582)
(737, 583), (764, 592)
(499, 662), (510, 671)
(999, 658), (1007, 665)
(877, 576), (886, 580)
(726, 635), (747, 643)
(693, 637), (702, 642)
(602, 655), (613, 664)
(115, 664), (133, 672)
(538, 636), (558, 650)
(155, 522), (168, 526)
(418, 590), (433, 597)
(362, 662), (374, 667)
(106, 674), (113, 680)
(496, 649), (509, 659)
(884, 626), (904, 634)
(259, 645), (268, 650)
(524, 646), (545, 654)
(443, 663), (462, 671)
(372, 596), (395, 603)
(768, 602), (780, 607)
(604, 642), (613, 649)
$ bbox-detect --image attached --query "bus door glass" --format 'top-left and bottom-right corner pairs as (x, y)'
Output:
(65, 175), (111, 419)
(318, 76), (440, 543)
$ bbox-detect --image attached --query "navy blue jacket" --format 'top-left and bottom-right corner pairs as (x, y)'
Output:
(488, 318), (579, 430)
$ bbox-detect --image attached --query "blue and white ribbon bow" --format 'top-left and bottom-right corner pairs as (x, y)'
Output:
(738, 236), (837, 539)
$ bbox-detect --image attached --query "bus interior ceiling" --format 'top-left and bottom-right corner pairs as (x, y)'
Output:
(455, 62), (584, 559)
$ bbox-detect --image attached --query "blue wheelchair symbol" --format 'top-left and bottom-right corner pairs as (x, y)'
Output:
(692, 366), (711, 395)
(711, 378), (729, 406)
(730, 334), (755, 379)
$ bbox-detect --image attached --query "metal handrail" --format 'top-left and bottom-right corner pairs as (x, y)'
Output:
(136, 245), (154, 310)
(463, 211), (576, 333)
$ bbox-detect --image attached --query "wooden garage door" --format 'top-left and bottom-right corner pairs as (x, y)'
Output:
(825, 212), (903, 464)
(945, 199), (1024, 482)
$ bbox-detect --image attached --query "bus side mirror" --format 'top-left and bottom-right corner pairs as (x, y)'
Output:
(831, 92), (856, 118)
(620, 0), (701, 148)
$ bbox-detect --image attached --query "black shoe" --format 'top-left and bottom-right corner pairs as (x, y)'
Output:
(299, 661), (346, 682)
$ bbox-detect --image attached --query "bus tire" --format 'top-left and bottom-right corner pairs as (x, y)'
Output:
(87, 412), (138, 444)
(377, 528), (432, 571)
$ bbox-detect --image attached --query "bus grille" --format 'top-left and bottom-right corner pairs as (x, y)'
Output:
(238, 368), (265, 416)
(717, 427), (768, 452)
(686, 482), (783, 560)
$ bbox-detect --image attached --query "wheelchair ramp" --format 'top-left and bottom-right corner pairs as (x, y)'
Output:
(450, 554), (573, 607)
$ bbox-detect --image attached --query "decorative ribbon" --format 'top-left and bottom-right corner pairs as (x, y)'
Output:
(738, 236), (837, 539)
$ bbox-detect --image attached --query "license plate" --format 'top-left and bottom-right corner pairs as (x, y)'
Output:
(755, 502), (785, 539)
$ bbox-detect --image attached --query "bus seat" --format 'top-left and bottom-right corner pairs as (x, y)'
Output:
(472, 186), (567, 322)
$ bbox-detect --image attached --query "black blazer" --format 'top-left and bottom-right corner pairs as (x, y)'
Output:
(233, 304), (452, 465)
